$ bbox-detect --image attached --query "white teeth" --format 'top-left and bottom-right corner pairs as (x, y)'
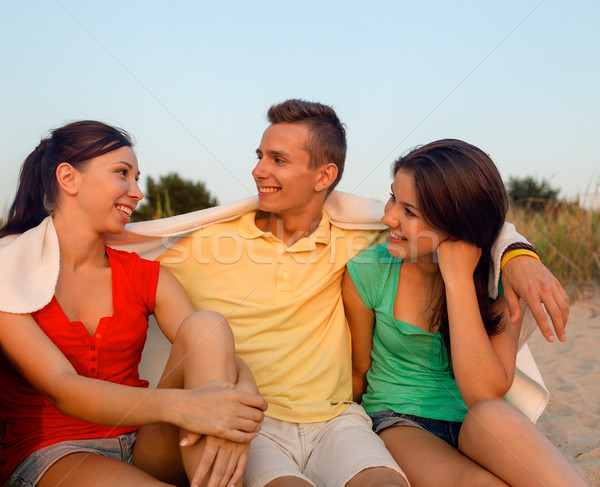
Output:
(258, 187), (280, 193)
(390, 231), (406, 240)
(116, 204), (133, 216)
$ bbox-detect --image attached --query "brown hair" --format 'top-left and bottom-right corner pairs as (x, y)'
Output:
(267, 99), (346, 192)
(0, 121), (132, 237)
(392, 139), (509, 359)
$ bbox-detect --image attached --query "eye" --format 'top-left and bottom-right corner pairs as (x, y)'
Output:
(117, 168), (128, 176)
(389, 192), (396, 202)
(404, 207), (416, 217)
(274, 157), (285, 164)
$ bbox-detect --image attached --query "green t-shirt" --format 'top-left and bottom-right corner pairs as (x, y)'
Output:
(347, 243), (468, 422)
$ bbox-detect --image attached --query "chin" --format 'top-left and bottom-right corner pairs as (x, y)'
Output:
(386, 245), (407, 259)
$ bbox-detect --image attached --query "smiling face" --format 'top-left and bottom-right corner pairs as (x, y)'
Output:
(75, 146), (143, 234)
(381, 170), (447, 261)
(252, 123), (331, 218)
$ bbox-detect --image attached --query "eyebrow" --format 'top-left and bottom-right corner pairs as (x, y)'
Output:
(390, 185), (419, 211)
(115, 160), (140, 178)
(256, 148), (291, 158)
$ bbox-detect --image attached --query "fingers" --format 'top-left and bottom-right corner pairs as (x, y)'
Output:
(207, 445), (238, 487)
(537, 279), (569, 342)
(555, 280), (570, 325)
(191, 438), (218, 487)
(525, 296), (555, 342)
(229, 450), (248, 487)
(237, 390), (268, 411)
(504, 287), (523, 326)
(180, 432), (202, 448)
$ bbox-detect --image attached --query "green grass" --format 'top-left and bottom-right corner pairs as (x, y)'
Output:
(508, 198), (600, 300)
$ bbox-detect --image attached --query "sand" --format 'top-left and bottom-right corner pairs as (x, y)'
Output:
(527, 294), (600, 485)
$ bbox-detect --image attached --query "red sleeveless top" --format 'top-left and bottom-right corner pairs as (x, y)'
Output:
(0, 247), (160, 481)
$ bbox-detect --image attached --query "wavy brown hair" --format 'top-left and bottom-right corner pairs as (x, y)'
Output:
(392, 139), (509, 361)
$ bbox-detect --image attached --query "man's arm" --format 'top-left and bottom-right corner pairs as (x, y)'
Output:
(492, 223), (569, 343)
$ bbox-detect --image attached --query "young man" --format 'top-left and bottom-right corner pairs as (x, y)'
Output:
(156, 99), (568, 487)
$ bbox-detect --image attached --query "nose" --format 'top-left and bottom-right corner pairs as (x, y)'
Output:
(381, 201), (399, 228)
(130, 178), (144, 201)
(252, 157), (268, 180)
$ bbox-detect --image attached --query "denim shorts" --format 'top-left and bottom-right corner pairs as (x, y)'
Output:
(3, 431), (137, 487)
(370, 410), (462, 448)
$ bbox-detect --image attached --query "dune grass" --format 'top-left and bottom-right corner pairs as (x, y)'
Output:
(508, 198), (600, 300)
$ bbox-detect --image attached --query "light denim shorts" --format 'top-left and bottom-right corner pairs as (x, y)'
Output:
(370, 409), (463, 448)
(3, 431), (137, 487)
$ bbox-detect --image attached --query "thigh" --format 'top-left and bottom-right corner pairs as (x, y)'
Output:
(460, 400), (587, 487)
(37, 452), (172, 487)
(379, 424), (508, 487)
(307, 404), (407, 487)
(244, 417), (314, 487)
(133, 422), (187, 486)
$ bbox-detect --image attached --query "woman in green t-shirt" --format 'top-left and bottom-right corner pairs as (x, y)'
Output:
(343, 139), (587, 486)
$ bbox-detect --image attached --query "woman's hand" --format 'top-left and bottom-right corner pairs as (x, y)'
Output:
(437, 239), (481, 286)
(176, 380), (265, 444)
(185, 435), (249, 487)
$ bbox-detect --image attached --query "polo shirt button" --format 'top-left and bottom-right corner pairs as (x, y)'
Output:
(91, 356), (97, 362)
(282, 272), (288, 279)
(90, 368), (96, 373)
(95, 334), (101, 339)
(90, 345), (96, 351)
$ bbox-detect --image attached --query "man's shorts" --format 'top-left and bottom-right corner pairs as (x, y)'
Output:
(3, 431), (137, 487)
(243, 403), (407, 487)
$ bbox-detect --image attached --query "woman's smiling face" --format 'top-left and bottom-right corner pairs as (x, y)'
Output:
(381, 170), (447, 261)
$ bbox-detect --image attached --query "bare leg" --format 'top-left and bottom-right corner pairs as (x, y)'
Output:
(38, 452), (174, 487)
(265, 476), (313, 487)
(459, 399), (589, 487)
(346, 466), (409, 487)
(379, 425), (508, 487)
(134, 311), (239, 485)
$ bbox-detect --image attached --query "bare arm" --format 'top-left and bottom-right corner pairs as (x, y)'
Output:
(438, 241), (521, 408)
(0, 312), (234, 434)
(342, 268), (375, 403)
(502, 256), (569, 342)
(494, 223), (569, 341)
(153, 265), (196, 343)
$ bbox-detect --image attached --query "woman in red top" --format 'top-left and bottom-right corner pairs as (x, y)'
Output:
(0, 121), (267, 487)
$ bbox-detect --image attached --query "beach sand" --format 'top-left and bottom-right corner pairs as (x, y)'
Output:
(528, 294), (600, 485)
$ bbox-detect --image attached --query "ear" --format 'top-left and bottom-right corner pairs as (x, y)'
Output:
(55, 163), (80, 196)
(314, 163), (338, 193)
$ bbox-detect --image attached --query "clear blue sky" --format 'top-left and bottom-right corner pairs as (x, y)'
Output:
(1, 1), (598, 214)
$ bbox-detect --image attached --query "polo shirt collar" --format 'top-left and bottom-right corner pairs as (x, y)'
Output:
(238, 211), (331, 251)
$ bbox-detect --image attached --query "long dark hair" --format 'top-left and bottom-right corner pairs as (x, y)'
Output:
(392, 139), (509, 358)
(0, 121), (132, 238)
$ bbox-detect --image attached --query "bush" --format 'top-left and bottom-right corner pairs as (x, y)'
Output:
(506, 176), (560, 212)
(508, 200), (600, 300)
(133, 173), (218, 221)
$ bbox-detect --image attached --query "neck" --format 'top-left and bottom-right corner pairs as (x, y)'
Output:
(256, 206), (324, 247)
(411, 254), (441, 280)
(52, 212), (107, 270)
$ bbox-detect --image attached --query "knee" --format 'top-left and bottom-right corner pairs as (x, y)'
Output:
(460, 399), (528, 451)
(466, 399), (525, 428)
(176, 311), (235, 351)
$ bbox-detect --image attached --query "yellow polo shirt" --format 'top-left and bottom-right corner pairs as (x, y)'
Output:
(159, 211), (380, 423)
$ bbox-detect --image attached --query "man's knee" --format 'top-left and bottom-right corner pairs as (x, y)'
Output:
(346, 466), (409, 487)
